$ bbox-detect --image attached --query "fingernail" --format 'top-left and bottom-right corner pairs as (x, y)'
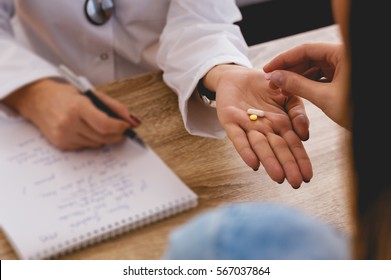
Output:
(253, 168), (258, 171)
(270, 72), (284, 87)
(264, 72), (272, 80)
(304, 179), (311, 183)
(130, 114), (141, 124)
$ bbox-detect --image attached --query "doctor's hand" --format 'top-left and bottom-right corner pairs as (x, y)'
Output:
(203, 64), (312, 189)
(263, 43), (349, 129)
(3, 78), (140, 150)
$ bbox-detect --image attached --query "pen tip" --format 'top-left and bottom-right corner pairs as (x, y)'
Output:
(136, 137), (146, 148)
(124, 128), (146, 148)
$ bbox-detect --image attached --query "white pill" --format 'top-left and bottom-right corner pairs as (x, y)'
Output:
(247, 108), (265, 117)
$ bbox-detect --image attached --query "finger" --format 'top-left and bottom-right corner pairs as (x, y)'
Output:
(39, 113), (105, 151)
(285, 96), (310, 141)
(282, 130), (313, 183)
(224, 123), (260, 170)
(302, 66), (324, 81)
(80, 97), (131, 135)
(247, 130), (285, 184)
(263, 43), (337, 72)
(266, 70), (330, 109)
(266, 112), (312, 187)
(70, 133), (105, 150)
(58, 116), (126, 148)
(263, 45), (313, 72)
(77, 118), (127, 145)
(93, 90), (141, 126)
(265, 66), (319, 91)
(56, 132), (104, 151)
(265, 133), (303, 188)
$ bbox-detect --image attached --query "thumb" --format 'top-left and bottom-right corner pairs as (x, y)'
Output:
(265, 70), (328, 110)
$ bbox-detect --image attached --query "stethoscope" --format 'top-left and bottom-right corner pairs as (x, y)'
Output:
(84, 0), (114, 25)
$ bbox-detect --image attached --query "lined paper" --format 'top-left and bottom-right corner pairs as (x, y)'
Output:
(0, 106), (197, 259)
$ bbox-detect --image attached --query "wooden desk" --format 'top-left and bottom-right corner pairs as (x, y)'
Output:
(0, 25), (352, 260)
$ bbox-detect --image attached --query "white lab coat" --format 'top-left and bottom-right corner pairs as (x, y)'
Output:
(0, 0), (252, 138)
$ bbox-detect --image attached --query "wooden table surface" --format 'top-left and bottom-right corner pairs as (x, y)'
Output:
(0, 25), (353, 260)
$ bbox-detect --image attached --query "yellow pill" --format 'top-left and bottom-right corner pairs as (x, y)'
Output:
(249, 114), (258, 121)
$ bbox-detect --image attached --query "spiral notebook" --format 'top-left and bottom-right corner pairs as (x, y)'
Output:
(0, 105), (198, 260)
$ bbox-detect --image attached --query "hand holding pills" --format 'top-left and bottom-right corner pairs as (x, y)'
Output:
(203, 64), (312, 189)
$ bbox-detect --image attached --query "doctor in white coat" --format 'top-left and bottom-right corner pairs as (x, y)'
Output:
(0, 0), (312, 188)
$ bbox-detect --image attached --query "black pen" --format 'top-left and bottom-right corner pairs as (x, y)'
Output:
(58, 64), (146, 148)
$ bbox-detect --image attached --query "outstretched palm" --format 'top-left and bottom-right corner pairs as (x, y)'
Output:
(215, 66), (312, 188)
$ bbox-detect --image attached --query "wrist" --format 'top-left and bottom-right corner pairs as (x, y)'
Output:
(198, 64), (246, 107)
(203, 64), (236, 92)
(197, 78), (216, 108)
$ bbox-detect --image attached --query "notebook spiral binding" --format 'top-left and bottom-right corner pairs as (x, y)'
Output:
(29, 195), (197, 260)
